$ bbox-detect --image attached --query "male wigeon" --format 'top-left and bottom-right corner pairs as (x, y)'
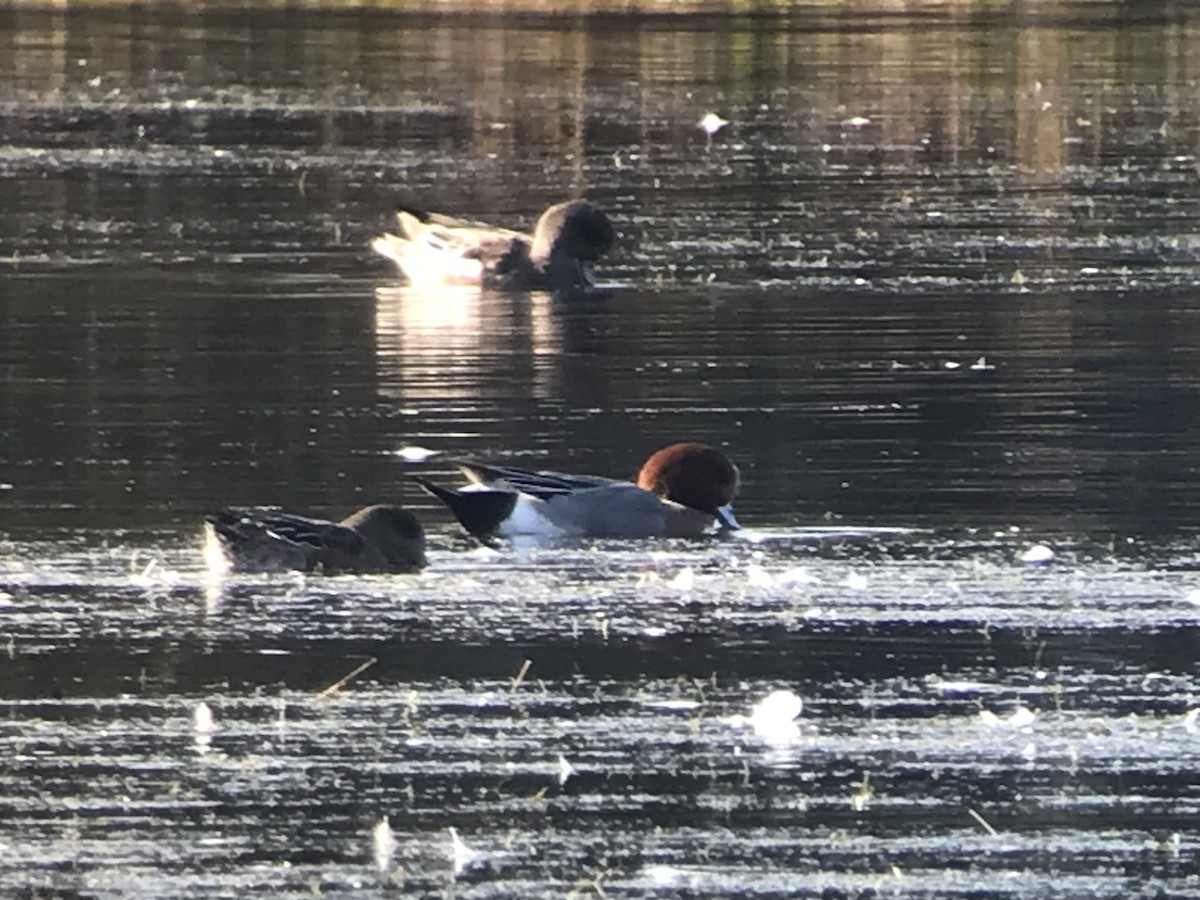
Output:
(371, 200), (614, 291)
(413, 442), (740, 539)
(202, 504), (427, 574)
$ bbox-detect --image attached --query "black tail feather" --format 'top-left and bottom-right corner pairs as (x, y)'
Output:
(411, 477), (518, 537)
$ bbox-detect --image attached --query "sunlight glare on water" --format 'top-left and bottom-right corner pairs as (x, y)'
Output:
(3, 1), (1200, 896)
(4, 526), (1200, 895)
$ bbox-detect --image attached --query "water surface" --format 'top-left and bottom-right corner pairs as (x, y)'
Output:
(2, 3), (1200, 897)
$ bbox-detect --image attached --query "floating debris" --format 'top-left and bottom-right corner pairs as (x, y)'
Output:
(698, 112), (728, 137)
(449, 826), (481, 876)
(557, 754), (576, 786)
(1019, 544), (1055, 565)
(192, 701), (215, 753)
(372, 816), (397, 873)
(130, 556), (176, 590)
(732, 689), (804, 746)
(509, 658), (533, 693)
(850, 774), (873, 810)
(314, 657), (377, 702)
(967, 807), (999, 835)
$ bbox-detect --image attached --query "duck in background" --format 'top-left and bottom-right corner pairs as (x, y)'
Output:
(414, 442), (740, 539)
(203, 504), (426, 574)
(371, 200), (614, 291)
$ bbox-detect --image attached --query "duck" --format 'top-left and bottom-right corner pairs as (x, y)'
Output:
(413, 442), (740, 539)
(202, 504), (427, 574)
(371, 199), (614, 291)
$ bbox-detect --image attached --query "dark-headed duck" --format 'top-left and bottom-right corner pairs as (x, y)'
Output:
(371, 200), (614, 291)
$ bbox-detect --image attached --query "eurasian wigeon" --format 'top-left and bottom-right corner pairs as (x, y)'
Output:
(414, 442), (740, 539)
(371, 200), (614, 291)
(203, 504), (427, 574)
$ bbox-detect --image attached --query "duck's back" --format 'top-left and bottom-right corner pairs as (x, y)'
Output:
(205, 509), (366, 573)
(535, 483), (712, 538)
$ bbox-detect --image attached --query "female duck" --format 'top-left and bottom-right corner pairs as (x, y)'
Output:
(203, 504), (427, 574)
(371, 200), (614, 291)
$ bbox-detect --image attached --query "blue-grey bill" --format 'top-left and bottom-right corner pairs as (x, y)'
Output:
(715, 504), (740, 530)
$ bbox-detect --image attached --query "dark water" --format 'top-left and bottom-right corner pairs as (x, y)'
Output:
(2, 3), (1200, 897)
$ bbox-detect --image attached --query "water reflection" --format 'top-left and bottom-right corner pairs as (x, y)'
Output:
(3, 5), (1200, 896)
(4, 275), (1200, 537)
(372, 284), (570, 406)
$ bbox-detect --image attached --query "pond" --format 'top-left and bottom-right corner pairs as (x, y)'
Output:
(1, 2), (1199, 897)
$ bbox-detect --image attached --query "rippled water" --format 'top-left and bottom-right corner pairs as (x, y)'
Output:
(5, 529), (1200, 897)
(3, 2), (1200, 897)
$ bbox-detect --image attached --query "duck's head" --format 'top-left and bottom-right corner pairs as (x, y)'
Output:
(636, 442), (741, 530)
(531, 200), (615, 288)
(343, 504), (428, 571)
